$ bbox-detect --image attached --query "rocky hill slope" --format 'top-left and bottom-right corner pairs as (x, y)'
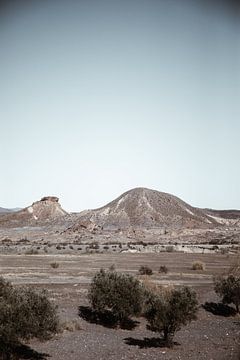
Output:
(0, 196), (68, 227)
(69, 187), (218, 233)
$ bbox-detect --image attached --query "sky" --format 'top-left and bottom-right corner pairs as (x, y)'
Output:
(0, 0), (239, 212)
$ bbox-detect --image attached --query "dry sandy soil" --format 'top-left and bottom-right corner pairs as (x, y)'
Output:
(0, 253), (240, 360)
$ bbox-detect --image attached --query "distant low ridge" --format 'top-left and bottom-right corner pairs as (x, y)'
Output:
(0, 207), (21, 214)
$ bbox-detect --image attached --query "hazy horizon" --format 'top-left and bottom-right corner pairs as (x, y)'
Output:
(1, 0), (239, 212)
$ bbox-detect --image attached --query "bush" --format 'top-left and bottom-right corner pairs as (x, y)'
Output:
(60, 319), (81, 332)
(50, 262), (59, 269)
(214, 275), (240, 313)
(191, 261), (205, 271)
(88, 269), (145, 323)
(138, 265), (153, 276)
(165, 246), (174, 253)
(0, 277), (59, 357)
(109, 264), (116, 272)
(145, 286), (198, 347)
(159, 266), (168, 274)
(25, 248), (39, 255)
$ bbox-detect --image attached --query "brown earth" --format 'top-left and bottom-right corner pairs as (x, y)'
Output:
(0, 252), (239, 360)
(1, 189), (240, 246)
(69, 188), (219, 234)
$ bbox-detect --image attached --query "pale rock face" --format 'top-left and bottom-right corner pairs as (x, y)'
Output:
(0, 196), (68, 227)
(184, 207), (195, 216)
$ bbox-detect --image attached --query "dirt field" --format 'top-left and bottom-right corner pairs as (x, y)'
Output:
(0, 253), (239, 360)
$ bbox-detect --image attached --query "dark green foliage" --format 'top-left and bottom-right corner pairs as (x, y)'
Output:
(0, 277), (59, 358)
(214, 275), (240, 313)
(88, 269), (145, 323)
(145, 286), (198, 346)
(138, 265), (153, 276)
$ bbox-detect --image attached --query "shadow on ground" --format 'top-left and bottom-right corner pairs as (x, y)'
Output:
(78, 306), (139, 330)
(202, 302), (236, 317)
(124, 337), (180, 349)
(1, 343), (49, 360)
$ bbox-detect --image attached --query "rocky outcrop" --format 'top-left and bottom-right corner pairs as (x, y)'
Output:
(0, 196), (68, 228)
(40, 196), (59, 203)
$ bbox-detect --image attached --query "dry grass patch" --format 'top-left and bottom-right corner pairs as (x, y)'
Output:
(60, 319), (82, 332)
(191, 261), (205, 271)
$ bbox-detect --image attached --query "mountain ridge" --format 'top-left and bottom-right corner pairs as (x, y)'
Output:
(69, 187), (219, 232)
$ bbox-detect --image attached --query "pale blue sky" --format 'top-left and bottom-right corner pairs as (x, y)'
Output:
(0, 0), (239, 211)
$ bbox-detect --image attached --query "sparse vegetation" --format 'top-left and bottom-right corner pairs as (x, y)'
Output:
(165, 245), (174, 252)
(214, 275), (240, 313)
(19, 237), (29, 244)
(159, 265), (168, 274)
(138, 265), (153, 276)
(0, 277), (59, 358)
(50, 262), (60, 269)
(192, 261), (205, 271)
(144, 286), (198, 347)
(88, 269), (145, 324)
(60, 319), (81, 332)
(109, 264), (116, 272)
(220, 248), (229, 255)
(89, 241), (100, 250)
(25, 248), (39, 255)
(1, 238), (12, 244)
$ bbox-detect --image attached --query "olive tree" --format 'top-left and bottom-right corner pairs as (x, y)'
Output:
(144, 286), (198, 346)
(88, 269), (145, 323)
(0, 277), (59, 358)
(214, 275), (240, 313)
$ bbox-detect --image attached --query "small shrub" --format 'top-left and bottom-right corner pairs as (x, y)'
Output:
(89, 241), (99, 250)
(144, 286), (198, 347)
(19, 237), (29, 244)
(214, 275), (240, 313)
(109, 264), (116, 272)
(25, 248), (39, 255)
(159, 265), (168, 274)
(88, 269), (145, 323)
(139, 265), (153, 276)
(165, 246), (174, 253)
(0, 277), (59, 357)
(2, 238), (12, 244)
(191, 261), (205, 271)
(60, 319), (81, 332)
(220, 248), (229, 255)
(50, 262), (59, 269)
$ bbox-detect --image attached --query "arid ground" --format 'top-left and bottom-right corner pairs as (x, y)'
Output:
(0, 252), (239, 360)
